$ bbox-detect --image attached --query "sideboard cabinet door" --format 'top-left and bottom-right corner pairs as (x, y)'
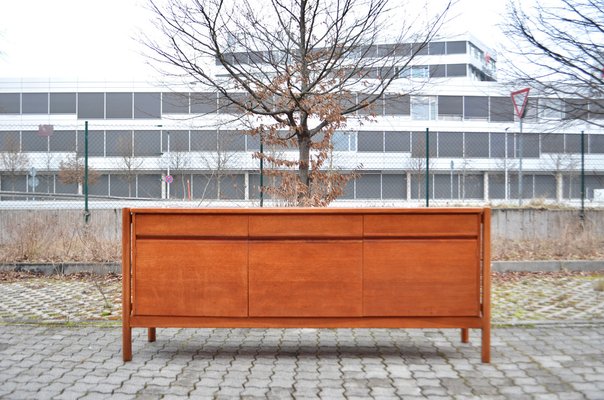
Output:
(249, 241), (363, 317)
(133, 240), (248, 317)
(363, 239), (480, 317)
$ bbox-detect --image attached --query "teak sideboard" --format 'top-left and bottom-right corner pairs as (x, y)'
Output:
(122, 207), (491, 362)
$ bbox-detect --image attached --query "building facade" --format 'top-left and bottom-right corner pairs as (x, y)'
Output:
(1, 35), (603, 207)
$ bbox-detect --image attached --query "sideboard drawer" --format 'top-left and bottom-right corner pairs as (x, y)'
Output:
(249, 214), (363, 238)
(134, 213), (248, 237)
(364, 213), (480, 238)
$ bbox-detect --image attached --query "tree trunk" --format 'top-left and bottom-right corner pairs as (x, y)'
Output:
(297, 132), (311, 204)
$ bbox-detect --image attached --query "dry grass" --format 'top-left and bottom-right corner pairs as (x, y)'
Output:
(0, 210), (602, 263)
(493, 226), (604, 261)
(0, 212), (119, 263)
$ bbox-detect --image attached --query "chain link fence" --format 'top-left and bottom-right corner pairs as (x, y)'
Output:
(0, 122), (603, 211)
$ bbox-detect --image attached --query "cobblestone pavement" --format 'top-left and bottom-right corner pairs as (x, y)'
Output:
(1, 272), (602, 324)
(1, 324), (603, 399)
(1, 272), (604, 399)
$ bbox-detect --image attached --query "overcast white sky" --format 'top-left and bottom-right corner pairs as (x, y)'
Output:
(0, 0), (508, 80)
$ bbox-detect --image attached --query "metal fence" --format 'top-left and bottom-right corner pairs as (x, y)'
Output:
(1, 122), (604, 212)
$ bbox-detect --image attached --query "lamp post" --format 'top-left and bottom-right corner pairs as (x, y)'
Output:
(511, 88), (530, 206)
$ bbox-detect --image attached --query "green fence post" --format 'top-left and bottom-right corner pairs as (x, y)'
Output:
(84, 121), (90, 224)
(425, 127), (430, 208)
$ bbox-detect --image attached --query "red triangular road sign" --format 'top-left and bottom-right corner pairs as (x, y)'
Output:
(511, 88), (530, 118)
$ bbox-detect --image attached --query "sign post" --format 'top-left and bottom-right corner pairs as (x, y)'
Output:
(511, 88), (530, 206)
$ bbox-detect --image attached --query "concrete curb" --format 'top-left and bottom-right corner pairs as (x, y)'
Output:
(1, 261), (603, 275)
(492, 260), (604, 272)
(0, 262), (120, 275)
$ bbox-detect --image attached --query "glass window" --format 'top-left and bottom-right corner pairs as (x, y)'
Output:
(162, 92), (189, 114)
(438, 132), (463, 157)
(489, 97), (514, 122)
(384, 94), (410, 115)
(385, 131), (410, 152)
(218, 174), (246, 199)
(411, 42), (429, 56)
(438, 96), (462, 120)
(134, 92), (161, 118)
(542, 134), (564, 153)
(78, 93), (104, 119)
(77, 130), (104, 156)
(0, 174), (25, 192)
(590, 134), (604, 154)
(355, 174), (381, 199)
(55, 178), (78, 194)
(358, 94), (381, 115)
(162, 131), (189, 152)
(465, 132), (489, 157)
(137, 174), (162, 198)
(50, 93), (76, 114)
(106, 93), (133, 119)
(464, 96), (488, 119)
(394, 43), (411, 57)
(488, 174), (506, 199)
(377, 44), (396, 57)
(191, 92), (217, 114)
(521, 133), (540, 158)
(218, 130), (246, 151)
(411, 96), (437, 120)
(446, 64), (467, 77)
(534, 175), (556, 199)
(0, 93), (20, 113)
(565, 134), (581, 153)
(332, 131), (355, 151)
(22, 93), (48, 114)
(50, 130), (77, 152)
(429, 64), (446, 78)
(21, 130), (48, 151)
(357, 131), (383, 152)
(564, 99), (589, 120)
(134, 130), (161, 156)
(411, 131), (437, 158)
(461, 174), (484, 199)
(590, 99), (604, 119)
(411, 65), (429, 78)
(382, 174), (406, 199)
(191, 130), (218, 151)
(106, 130), (133, 156)
(447, 41), (466, 54)
(110, 174), (136, 197)
(434, 174), (459, 199)
(0, 131), (20, 152)
(88, 174), (109, 196)
(489, 133), (508, 158)
(538, 98), (563, 120)
(429, 42), (446, 55)
(218, 93), (249, 114)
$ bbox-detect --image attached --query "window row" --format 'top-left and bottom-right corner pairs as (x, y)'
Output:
(2, 130), (603, 158)
(2, 172), (603, 201)
(218, 40), (469, 66)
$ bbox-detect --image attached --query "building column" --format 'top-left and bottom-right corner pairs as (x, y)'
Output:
(406, 172), (412, 201)
(483, 172), (489, 202)
(556, 172), (563, 203)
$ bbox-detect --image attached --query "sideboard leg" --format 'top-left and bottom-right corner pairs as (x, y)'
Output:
(148, 328), (156, 342)
(123, 325), (132, 361)
(481, 326), (491, 363)
(461, 328), (469, 343)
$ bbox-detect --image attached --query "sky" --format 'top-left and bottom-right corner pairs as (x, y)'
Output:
(0, 0), (509, 80)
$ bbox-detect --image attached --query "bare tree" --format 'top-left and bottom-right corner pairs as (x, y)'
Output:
(0, 136), (29, 198)
(58, 154), (99, 194)
(504, 0), (604, 126)
(117, 137), (143, 197)
(144, 0), (452, 205)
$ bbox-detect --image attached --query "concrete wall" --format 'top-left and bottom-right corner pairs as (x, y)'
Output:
(0, 208), (602, 243)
